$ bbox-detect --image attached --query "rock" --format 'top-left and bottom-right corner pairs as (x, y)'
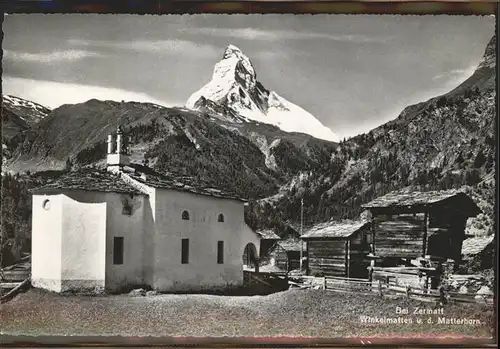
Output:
(459, 285), (468, 294)
(129, 288), (146, 297)
(474, 295), (487, 303)
(146, 290), (158, 296)
(476, 285), (493, 296)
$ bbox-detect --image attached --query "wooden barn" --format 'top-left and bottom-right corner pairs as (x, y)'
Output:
(301, 220), (372, 278)
(268, 240), (303, 272)
(361, 189), (482, 268)
(255, 229), (281, 260)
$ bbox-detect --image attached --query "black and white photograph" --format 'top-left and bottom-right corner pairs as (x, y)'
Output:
(0, 13), (497, 342)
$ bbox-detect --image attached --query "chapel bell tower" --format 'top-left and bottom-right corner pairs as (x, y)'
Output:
(107, 126), (130, 172)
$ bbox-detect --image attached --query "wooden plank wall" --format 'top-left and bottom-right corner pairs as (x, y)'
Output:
(307, 240), (347, 277)
(348, 242), (372, 278)
(428, 210), (467, 263)
(373, 213), (425, 258)
(270, 245), (289, 271)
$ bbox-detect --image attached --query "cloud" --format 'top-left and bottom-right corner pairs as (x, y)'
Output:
(179, 27), (391, 43)
(68, 38), (219, 57)
(432, 67), (474, 81)
(3, 49), (104, 63)
(3, 76), (179, 109)
(432, 64), (476, 90)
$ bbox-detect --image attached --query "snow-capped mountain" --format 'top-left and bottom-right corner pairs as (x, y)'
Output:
(186, 45), (338, 142)
(3, 95), (51, 125)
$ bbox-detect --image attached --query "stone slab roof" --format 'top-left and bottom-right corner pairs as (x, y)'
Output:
(31, 163), (247, 202)
(278, 240), (303, 252)
(361, 189), (481, 216)
(123, 164), (246, 202)
(462, 235), (494, 256)
(255, 229), (281, 240)
(31, 169), (143, 195)
(301, 220), (369, 239)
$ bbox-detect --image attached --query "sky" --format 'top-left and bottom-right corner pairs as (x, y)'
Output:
(2, 14), (495, 139)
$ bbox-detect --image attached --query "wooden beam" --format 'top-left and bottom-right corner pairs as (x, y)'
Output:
(423, 211), (428, 257)
(306, 240), (310, 276)
(347, 240), (351, 279)
(371, 217), (376, 257)
(344, 240), (348, 278)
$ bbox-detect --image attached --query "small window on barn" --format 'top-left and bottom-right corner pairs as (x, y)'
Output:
(363, 232), (368, 245)
(181, 238), (189, 264)
(217, 241), (224, 264)
(113, 237), (124, 265)
(218, 214), (224, 222)
(182, 210), (190, 220)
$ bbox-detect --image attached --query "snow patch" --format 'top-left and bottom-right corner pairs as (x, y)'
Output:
(184, 128), (201, 150)
(248, 132), (280, 170)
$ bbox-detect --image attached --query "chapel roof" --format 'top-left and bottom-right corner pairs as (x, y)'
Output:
(31, 163), (246, 201)
(30, 169), (143, 195)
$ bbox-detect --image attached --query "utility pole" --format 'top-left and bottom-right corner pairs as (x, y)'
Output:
(300, 198), (304, 272)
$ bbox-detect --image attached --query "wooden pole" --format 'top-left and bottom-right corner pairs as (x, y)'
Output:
(300, 199), (304, 272)
(347, 240), (351, 278)
(344, 240), (348, 277)
(422, 211), (428, 257)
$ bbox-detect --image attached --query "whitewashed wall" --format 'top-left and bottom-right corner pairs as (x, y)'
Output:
(151, 189), (260, 292)
(31, 194), (63, 292)
(60, 191), (107, 292)
(105, 192), (149, 292)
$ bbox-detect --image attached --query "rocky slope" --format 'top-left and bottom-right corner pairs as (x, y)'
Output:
(246, 35), (496, 239)
(2, 95), (51, 165)
(186, 45), (338, 142)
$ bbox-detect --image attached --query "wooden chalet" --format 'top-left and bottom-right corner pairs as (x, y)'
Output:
(301, 220), (371, 278)
(255, 229), (281, 260)
(269, 240), (303, 272)
(361, 189), (482, 268)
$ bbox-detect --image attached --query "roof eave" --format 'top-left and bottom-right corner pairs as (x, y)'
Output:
(31, 187), (146, 196)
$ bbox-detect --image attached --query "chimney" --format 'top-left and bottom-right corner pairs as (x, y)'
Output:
(116, 127), (123, 154)
(107, 134), (113, 154)
(107, 126), (130, 172)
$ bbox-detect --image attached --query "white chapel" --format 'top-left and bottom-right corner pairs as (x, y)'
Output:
(30, 127), (261, 293)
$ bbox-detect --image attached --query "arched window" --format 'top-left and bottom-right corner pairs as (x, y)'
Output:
(42, 199), (51, 210)
(218, 214), (224, 222)
(182, 210), (190, 220)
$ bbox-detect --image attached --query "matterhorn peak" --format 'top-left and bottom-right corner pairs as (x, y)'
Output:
(186, 45), (338, 142)
(223, 44), (243, 58)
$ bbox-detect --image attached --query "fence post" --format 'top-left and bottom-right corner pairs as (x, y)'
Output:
(378, 280), (383, 297)
(406, 285), (411, 299)
(323, 277), (327, 290)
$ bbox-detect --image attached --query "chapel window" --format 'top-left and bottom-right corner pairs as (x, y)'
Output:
(113, 237), (124, 265)
(182, 210), (190, 220)
(218, 213), (224, 223)
(181, 238), (189, 264)
(217, 241), (224, 264)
